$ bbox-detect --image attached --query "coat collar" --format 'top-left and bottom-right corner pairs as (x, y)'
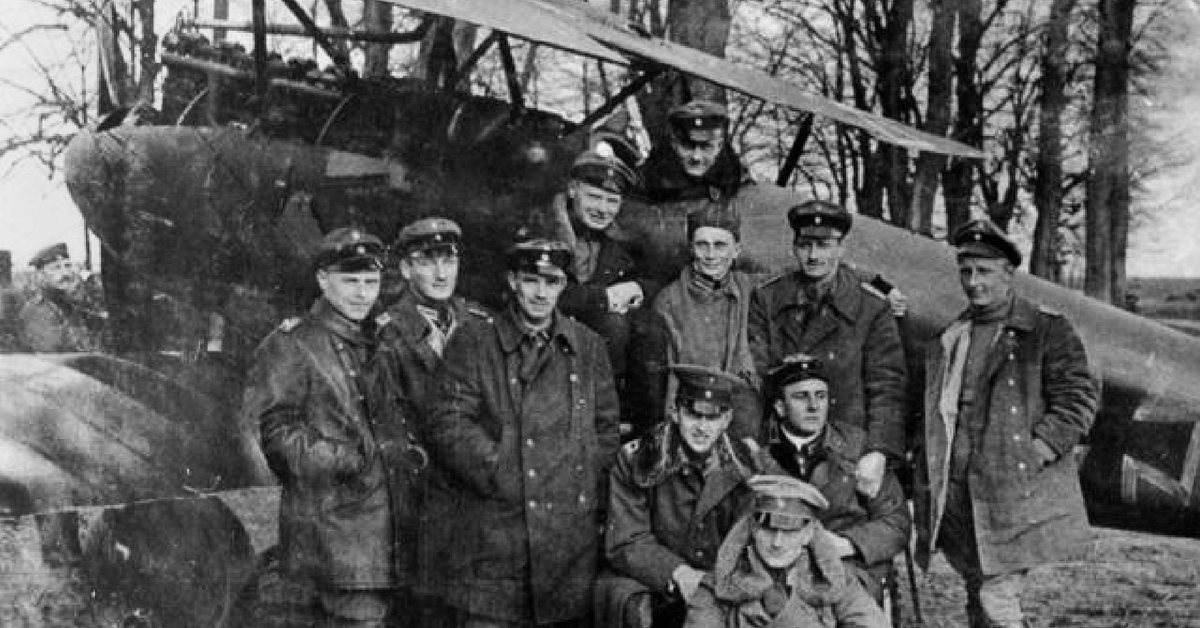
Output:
(386, 289), (468, 341)
(710, 517), (847, 604)
(494, 306), (578, 355)
(628, 420), (755, 489)
(952, 294), (1037, 333)
(683, 265), (744, 299)
(771, 266), (863, 323)
(311, 298), (371, 344)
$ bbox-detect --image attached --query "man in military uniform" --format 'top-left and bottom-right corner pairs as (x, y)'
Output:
(599, 364), (757, 628)
(916, 219), (1097, 628)
(423, 237), (620, 628)
(17, 243), (106, 352)
(375, 217), (489, 628)
(648, 206), (760, 438)
(684, 475), (888, 628)
(747, 200), (906, 500)
(638, 100), (752, 204)
(760, 356), (910, 605)
(244, 227), (415, 628)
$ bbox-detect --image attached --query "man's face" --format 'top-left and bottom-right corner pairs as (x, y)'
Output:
(401, 250), (459, 302)
(774, 378), (829, 437)
(39, 258), (81, 293)
(958, 256), (1014, 310)
(569, 180), (623, 231)
(753, 519), (814, 569)
(674, 402), (733, 457)
(691, 226), (741, 282)
(793, 233), (844, 281)
(317, 269), (381, 321)
(671, 128), (725, 178)
(508, 270), (566, 326)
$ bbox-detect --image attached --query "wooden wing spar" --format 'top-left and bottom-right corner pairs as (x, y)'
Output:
(379, 0), (987, 158)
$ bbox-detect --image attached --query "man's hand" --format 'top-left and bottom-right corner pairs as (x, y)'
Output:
(826, 533), (858, 558)
(1032, 438), (1057, 468)
(855, 451), (887, 499)
(606, 282), (644, 314)
(670, 564), (707, 602)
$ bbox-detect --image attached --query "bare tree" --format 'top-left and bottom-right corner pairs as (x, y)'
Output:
(1031, 0), (1078, 280)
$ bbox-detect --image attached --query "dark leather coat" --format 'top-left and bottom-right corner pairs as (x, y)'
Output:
(245, 298), (397, 589)
(422, 307), (621, 624)
(748, 266), (907, 459)
(915, 296), (1098, 574)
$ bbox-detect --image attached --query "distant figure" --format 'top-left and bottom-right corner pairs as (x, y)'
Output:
(915, 219), (1098, 628)
(639, 100), (752, 204)
(683, 475), (888, 628)
(422, 236), (620, 628)
(647, 205), (761, 438)
(245, 228), (414, 628)
(18, 243), (106, 352)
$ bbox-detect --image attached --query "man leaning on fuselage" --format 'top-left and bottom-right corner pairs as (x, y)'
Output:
(245, 228), (413, 628)
(598, 364), (756, 628)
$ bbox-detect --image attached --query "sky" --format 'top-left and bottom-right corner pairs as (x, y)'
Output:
(2, 1), (1200, 275)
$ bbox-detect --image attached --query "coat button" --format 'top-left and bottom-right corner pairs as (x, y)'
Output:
(1008, 353), (1015, 360)
(526, 438), (535, 447)
(1013, 434), (1021, 441)
(578, 494), (587, 504)
(1008, 379), (1016, 386)
(1017, 462), (1027, 471)
(1011, 406), (1019, 414)
(528, 500), (538, 509)
(546, 502), (554, 511)
(511, 378), (519, 386)
(570, 373), (579, 382)
(528, 469), (537, 478)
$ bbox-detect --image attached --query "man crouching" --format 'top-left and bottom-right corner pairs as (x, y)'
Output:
(684, 476), (888, 628)
(600, 365), (757, 628)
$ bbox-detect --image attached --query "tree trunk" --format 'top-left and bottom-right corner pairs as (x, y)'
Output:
(910, 0), (955, 235)
(942, 0), (983, 238)
(1085, 0), (1136, 304)
(875, 0), (914, 228)
(1031, 0), (1077, 281)
(362, 1), (393, 78)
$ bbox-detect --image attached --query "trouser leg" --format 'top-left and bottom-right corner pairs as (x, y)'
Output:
(937, 480), (1026, 628)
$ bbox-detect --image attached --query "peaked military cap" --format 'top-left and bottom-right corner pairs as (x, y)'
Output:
(30, 243), (70, 269)
(686, 204), (741, 241)
(315, 227), (384, 272)
(673, 364), (740, 415)
(668, 99), (729, 132)
(396, 217), (461, 256)
(787, 200), (852, 238)
(570, 149), (638, 195)
(748, 474), (829, 530)
(766, 354), (828, 398)
(507, 238), (573, 277)
(952, 218), (1021, 267)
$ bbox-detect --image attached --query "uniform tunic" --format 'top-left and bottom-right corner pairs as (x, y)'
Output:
(423, 307), (620, 624)
(748, 266), (906, 459)
(18, 289), (104, 352)
(244, 298), (398, 589)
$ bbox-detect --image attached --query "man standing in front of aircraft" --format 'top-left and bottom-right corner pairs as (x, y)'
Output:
(375, 217), (490, 628)
(246, 228), (409, 628)
(18, 243), (106, 352)
(647, 205), (760, 438)
(423, 236), (620, 628)
(915, 219), (1097, 628)
(747, 200), (906, 500)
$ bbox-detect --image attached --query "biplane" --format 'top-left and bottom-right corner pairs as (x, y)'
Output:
(2, 0), (1198, 625)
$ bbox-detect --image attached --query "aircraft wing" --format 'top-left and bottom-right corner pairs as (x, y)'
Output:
(380, 0), (986, 158)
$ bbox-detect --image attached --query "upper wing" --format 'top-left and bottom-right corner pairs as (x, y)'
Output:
(380, 0), (986, 158)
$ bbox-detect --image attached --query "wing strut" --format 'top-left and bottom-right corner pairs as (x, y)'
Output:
(252, 0), (268, 108)
(776, 113), (815, 187)
(496, 35), (526, 119)
(278, 0), (353, 71)
(571, 67), (665, 137)
(449, 31), (500, 88)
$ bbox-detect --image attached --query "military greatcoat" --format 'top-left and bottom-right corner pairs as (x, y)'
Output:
(422, 307), (620, 624)
(244, 298), (398, 589)
(915, 296), (1098, 575)
(748, 266), (907, 459)
(18, 289), (104, 352)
